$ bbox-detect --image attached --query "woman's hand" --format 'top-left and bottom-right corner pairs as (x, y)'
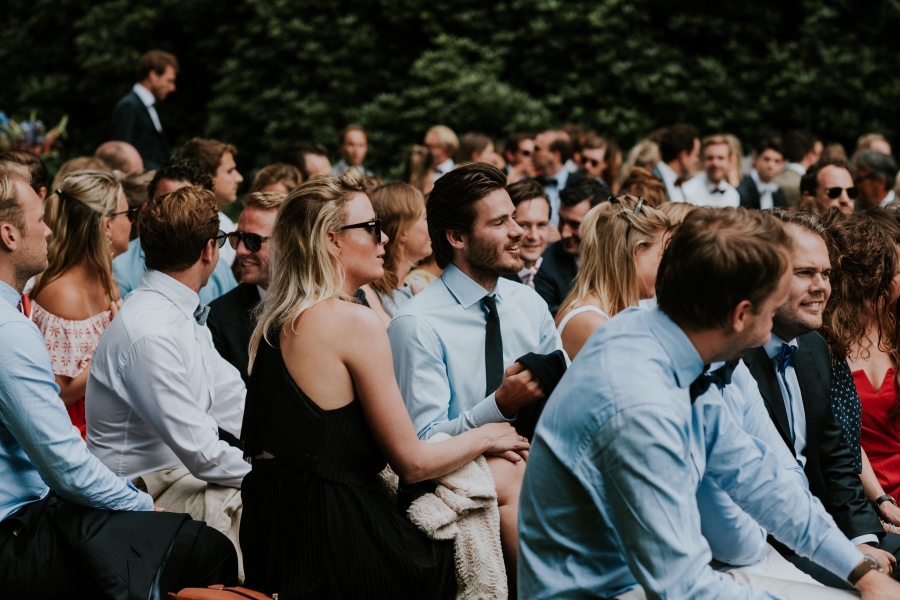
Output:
(880, 501), (900, 527)
(479, 422), (530, 463)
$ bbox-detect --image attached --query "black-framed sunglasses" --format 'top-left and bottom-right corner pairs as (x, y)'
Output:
(227, 231), (270, 252)
(108, 206), (141, 224)
(582, 157), (603, 168)
(825, 186), (859, 199)
(214, 230), (229, 248)
(340, 217), (381, 242)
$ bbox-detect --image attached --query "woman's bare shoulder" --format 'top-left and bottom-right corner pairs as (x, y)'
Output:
(33, 275), (97, 321)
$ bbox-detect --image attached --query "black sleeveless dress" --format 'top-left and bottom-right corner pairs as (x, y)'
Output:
(240, 338), (456, 600)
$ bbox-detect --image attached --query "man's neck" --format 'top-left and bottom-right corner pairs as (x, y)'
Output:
(665, 159), (684, 178)
(680, 325), (743, 365)
(707, 173), (724, 187)
(546, 163), (565, 178)
(521, 259), (537, 270)
(160, 266), (206, 294)
(452, 259), (499, 293)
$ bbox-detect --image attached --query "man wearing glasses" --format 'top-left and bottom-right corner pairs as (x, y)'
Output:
(207, 191), (284, 384)
(799, 159), (858, 216)
(852, 150), (899, 211)
(88, 186), (248, 574)
(577, 134), (612, 187)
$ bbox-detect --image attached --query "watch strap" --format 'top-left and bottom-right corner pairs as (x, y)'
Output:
(848, 554), (883, 587)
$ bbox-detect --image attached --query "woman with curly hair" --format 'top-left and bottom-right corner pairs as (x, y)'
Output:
(821, 207), (900, 527)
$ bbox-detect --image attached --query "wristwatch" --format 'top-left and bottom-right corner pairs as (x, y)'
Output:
(848, 554), (884, 587)
(875, 494), (897, 517)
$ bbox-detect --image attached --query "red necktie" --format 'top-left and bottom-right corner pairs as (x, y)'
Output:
(17, 293), (32, 320)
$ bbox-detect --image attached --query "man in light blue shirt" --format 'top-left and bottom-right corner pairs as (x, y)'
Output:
(114, 157), (236, 304)
(0, 164), (237, 597)
(519, 207), (900, 599)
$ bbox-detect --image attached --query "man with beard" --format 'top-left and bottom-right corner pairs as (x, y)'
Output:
(389, 163), (563, 443)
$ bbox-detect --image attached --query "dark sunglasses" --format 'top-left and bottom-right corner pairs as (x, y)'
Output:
(108, 206), (141, 224)
(519, 149), (532, 157)
(824, 186), (859, 199)
(582, 157), (602, 168)
(227, 231), (270, 252)
(341, 217), (381, 242)
(214, 230), (229, 248)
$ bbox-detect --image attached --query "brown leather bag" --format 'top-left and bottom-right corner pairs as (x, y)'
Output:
(168, 585), (275, 599)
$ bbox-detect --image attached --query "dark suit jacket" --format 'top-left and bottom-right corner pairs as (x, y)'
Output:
(737, 174), (787, 210)
(743, 331), (883, 544)
(111, 90), (170, 170)
(208, 283), (260, 384)
(533, 242), (578, 317)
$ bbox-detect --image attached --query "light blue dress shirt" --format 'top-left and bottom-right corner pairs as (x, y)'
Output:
(388, 263), (563, 439)
(541, 166), (572, 226)
(518, 306), (862, 600)
(0, 280), (152, 523)
(113, 237), (237, 305)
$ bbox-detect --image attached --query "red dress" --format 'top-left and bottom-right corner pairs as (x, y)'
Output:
(854, 367), (900, 498)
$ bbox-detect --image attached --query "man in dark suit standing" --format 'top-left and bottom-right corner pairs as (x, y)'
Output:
(208, 191), (285, 383)
(738, 137), (788, 210)
(533, 178), (610, 316)
(111, 50), (178, 170)
(744, 209), (900, 588)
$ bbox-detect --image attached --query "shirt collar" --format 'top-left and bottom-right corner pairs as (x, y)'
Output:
(0, 280), (21, 309)
(257, 285), (267, 300)
(441, 263), (503, 309)
(880, 189), (896, 207)
(435, 158), (454, 175)
(656, 161), (678, 187)
(750, 169), (779, 194)
(647, 307), (706, 388)
(139, 270), (201, 322)
(519, 256), (542, 277)
(132, 83), (156, 108)
(786, 163), (807, 176)
(550, 166), (569, 187)
(703, 172), (727, 193)
(764, 332), (798, 360)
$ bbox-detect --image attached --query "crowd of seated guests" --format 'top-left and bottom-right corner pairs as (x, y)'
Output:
(11, 50), (900, 599)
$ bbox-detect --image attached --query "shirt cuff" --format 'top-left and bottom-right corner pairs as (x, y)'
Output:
(474, 392), (516, 427)
(123, 478), (155, 512)
(850, 534), (881, 547)
(810, 527), (866, 581)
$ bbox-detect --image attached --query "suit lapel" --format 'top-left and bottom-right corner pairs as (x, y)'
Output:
(240, 284), (259, 337)
(744, 347), (793, 449)
(794, 338), (824, 447)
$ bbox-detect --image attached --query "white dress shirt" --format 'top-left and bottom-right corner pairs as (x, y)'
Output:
(786, 163), (807, 176)
(542, 166), (573, 226)
(516, 256), (542, 288)
(750, 169), (780, 210)
(880, 189), (896, 207)
(681, 172), (741, 208)
(433, 158), (455, 180)
(218, 211), (236, 267)
(132, 83), (163, 133)
(655, 161), (687, 203)
(87, 270), (249, 488)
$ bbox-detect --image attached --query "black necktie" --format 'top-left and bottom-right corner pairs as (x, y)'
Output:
(689, 361), (738, 403)
(483, 295), (504, 397)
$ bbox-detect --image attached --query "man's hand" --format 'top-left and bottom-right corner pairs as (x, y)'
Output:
(495, 363), (545, 418)
(858, 544), (896, 575)
(855, 568), (900, 599)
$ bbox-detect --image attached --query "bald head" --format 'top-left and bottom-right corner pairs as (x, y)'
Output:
(95, 141), (144, 174)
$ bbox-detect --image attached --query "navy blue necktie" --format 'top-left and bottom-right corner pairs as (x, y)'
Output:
(776, 343), (799, 446)
(776, 343), (796, 373)
(689, 361), (738, 403)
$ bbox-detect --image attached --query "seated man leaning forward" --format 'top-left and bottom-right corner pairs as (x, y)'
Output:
(519, 206), (900, 599)
(88, 185), (248, 563)
(0, 163), (237, 598)
(388, 162), (564, 584)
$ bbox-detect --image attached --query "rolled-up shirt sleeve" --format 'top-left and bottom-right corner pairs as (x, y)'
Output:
(0, 322), (153, 512)
(121, 335), (249, 487)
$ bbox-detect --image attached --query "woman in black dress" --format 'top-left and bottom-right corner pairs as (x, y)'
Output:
(240, 168), (529, 599)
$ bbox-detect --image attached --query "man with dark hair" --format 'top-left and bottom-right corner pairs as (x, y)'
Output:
(653, 123), (701, 202)
(0, 150), (49, 201)
(208, 191), (286, 383)
(0, 165), (238, 597)
(94, 140), (144, 174)
(745, 208), (900, 588)
(533, 178), (611, 316)
(389, 162), (562, 440)
(504, 132), (536, 184)
(738, 137), (787, 210)
(578, 134), (611, 185)
(89, 186), (248, 575)
(853, 149), (899, 209)
(280, 140), (332, 180)
(113, 157), (237, 304)
(520, 206), (900, 599)
(332, 125), (373, 176)
(111, 50), (178, 170)
(533, 129), (585, 226)
(504, 179), (550, 287)
(799, 159), (857, 215)
(775, 130), (823, 207)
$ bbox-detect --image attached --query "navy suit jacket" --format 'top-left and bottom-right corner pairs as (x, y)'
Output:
(208, 283), (259, 385)
(110, 90), (169, 170)
(737, 174), (787, 210)
(533, 242), (578, 317)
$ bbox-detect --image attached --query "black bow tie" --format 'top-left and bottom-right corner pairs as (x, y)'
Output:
(710, 188), (726, 194)
(537, 175), (558, 188)
(193, 304), (210, 326)
(689, 361), (738, 403)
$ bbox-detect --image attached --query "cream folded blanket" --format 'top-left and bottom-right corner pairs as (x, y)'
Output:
(379, 433), (507, 600)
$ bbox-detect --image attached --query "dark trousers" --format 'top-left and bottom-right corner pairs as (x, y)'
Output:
(781, 532), (900, 589)
(0, 492), (238, 599)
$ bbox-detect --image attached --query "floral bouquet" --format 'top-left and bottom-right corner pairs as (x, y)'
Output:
(0, 111), (68, 157)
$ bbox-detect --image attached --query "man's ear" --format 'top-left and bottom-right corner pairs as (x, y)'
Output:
(729, 299), (754, 334)
(0, 223), (19, 252)
(446, 229), (465, 251)
(200, 238), (216, 264)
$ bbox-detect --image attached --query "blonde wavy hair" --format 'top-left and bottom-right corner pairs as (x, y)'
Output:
(32, 170), (122, 300)
(557, 195), (670, 319)
(370, 182), (425, 297)
(248, 168), (369, 372)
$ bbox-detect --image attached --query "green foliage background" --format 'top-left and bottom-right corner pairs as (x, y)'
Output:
(3, 0), (900, 179)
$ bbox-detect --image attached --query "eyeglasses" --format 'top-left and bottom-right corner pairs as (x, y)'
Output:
(108, 206), (141, 223)
(582, 157), (602, 168)
(214, 230), (229, 248)
(824, 186), (859, 199)
(519, 149), (532, 157)
(340, 217), (381, 242)
(227, 231), (270, 252)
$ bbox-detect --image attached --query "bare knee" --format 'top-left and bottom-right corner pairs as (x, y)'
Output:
(487, 456), (525, 507)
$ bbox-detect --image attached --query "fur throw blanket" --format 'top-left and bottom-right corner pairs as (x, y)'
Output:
(378, 433), (507, 600)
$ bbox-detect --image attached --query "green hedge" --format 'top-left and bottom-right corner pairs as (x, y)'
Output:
(4, 0), (900, 179)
